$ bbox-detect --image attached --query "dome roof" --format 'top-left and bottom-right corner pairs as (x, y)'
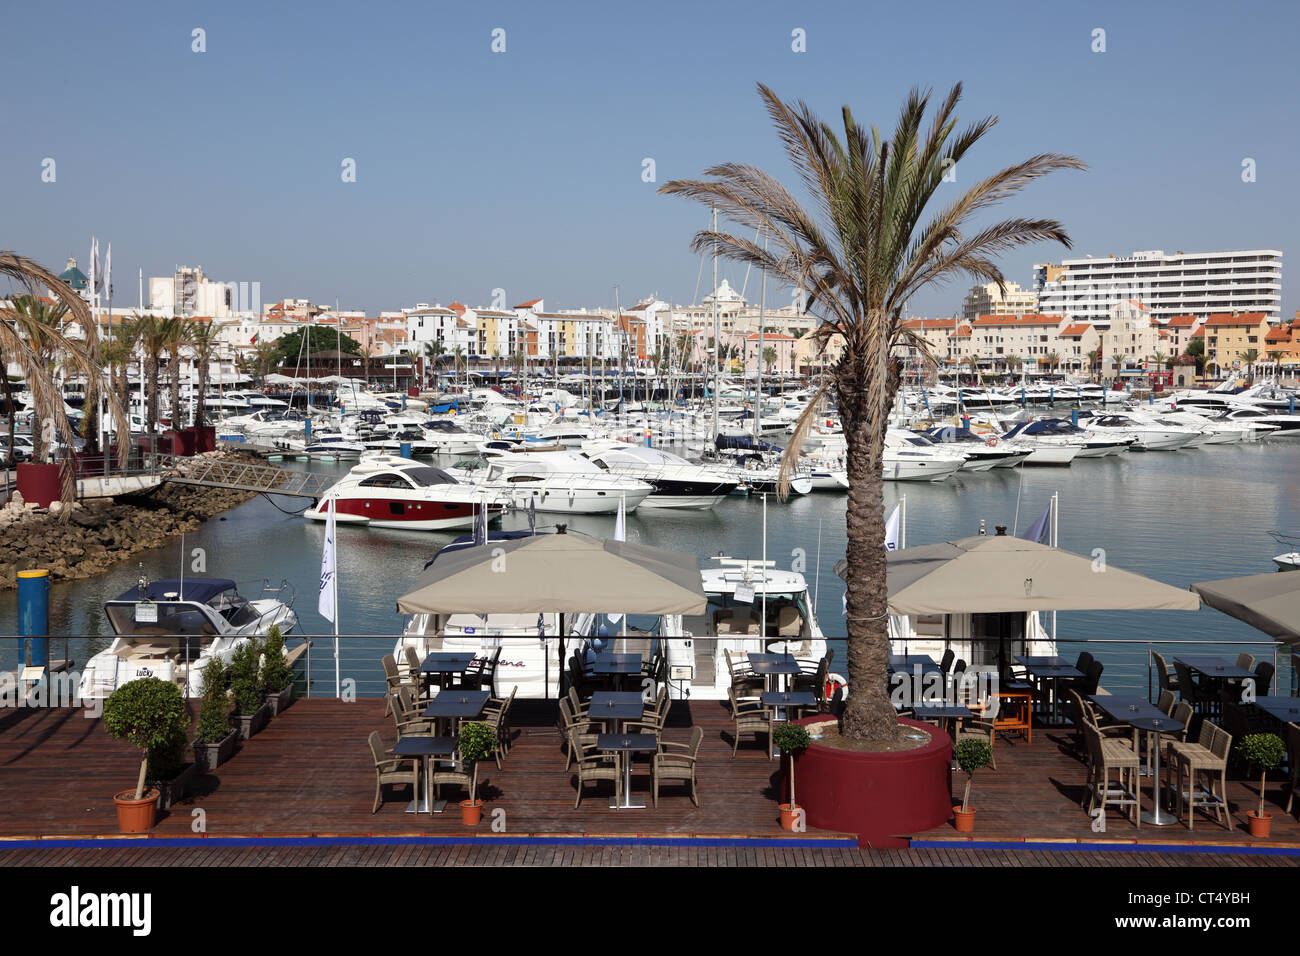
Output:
(57, 258), (87, 290)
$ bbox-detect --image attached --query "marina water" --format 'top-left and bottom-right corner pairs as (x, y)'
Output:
(3, 440), (1297, 697)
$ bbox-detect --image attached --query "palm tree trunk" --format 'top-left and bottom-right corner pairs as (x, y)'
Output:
(1, 372), (15, 466)
(169, 349), (181, 429)
(146, 353), (160, 433)
(195, 359), (208, 428)
(836, 354), (903, 744)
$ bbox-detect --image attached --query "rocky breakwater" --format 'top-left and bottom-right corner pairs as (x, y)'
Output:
(0, 451), (266, 589)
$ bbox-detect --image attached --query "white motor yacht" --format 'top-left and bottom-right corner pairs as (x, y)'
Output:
(883, 429), (966, 481)
(304, 456), (505, 530)
(472, 447), (653, 514)
(79, 576), (298, 698)
(581, 440), (738, 509)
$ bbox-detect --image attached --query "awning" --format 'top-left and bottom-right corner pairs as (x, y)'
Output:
(396, 530), (706, 616)
(837, 534), (1201, 615)
(1190, 572), (1300, 647)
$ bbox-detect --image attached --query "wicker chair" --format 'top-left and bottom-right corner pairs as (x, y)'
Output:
(1173, 659), (1215, 716)
(1235, 652), (1256, 672)
(368, 731), (419, 814)
(382, 654), (405, 716)
(1082, 719), (1140, 827)
(1168, 721), (1231, 830)
(724, 649), (766, 699)
(1075, 651), (1095, 675)
(1155, 690), (1175, 715)
(652, 726), (704, 807)
(939, 648), (955, 675)
(481, 687), (516, 768)
(726, 685), (773, 758)
(431, 758), (478, 807)
(1252, 660), (1276, 697)
(402, 645), (421, 676)
(1151, 650), (1181, 696)
(461, 647), (502, 693)
(570, 729), (621, 807)
(627, 686), (670, 738)
(392, 686), (435, 738)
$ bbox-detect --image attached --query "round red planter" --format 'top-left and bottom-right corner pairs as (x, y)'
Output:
(15, 462), (63, 508)
(789, 716), (952, 848)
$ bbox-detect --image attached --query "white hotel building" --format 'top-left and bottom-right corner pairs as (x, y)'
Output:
(1034, 249), (1282, 325)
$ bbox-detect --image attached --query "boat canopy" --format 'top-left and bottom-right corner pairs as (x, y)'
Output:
(1003, 419), (1086, 438)
(110, 578), (237, 604)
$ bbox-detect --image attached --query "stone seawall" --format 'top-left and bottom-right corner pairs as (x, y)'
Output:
(0, 452), (264, 589)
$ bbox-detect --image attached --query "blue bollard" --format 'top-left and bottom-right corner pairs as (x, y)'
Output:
(305, 417), (312, 442)
(961, 414), (970, 430)
(1049, 387), (1054, 405)
(1071, 408), (1079, 427)
(399, 442), (412, 459)
(1148, 392), (1153, 405)
(17, 569), (49, 668)
(1291, 395), (1295, 415)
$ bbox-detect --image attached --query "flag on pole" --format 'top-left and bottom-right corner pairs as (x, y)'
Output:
(607, 495), (626, 624)
(318, 497), (337, 623)
(104, 242), (112, 300)
(472, 496), (487, 546)
(884, 503), (902, 552)
(1021, 500), (1053, 545)
(87, 238), (97, 301)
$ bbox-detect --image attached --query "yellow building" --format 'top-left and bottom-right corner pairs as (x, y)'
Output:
(1202, 312), (1271, 376)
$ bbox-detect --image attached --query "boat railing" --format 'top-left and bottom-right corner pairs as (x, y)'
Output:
(258, 578), (296, 608)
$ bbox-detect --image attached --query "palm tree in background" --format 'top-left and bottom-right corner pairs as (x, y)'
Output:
(132, 314), (172, 433)
(452, 345), (465, 389)
(1239, 347), (1260, 383)
(1087, 347), (1102, 379)
(187, 319), (224, 427)
(422, 340), (444, 387)
(661, 83), (1083, 742)
(103, 318), (139, 424)
(0, 252), (130, 502)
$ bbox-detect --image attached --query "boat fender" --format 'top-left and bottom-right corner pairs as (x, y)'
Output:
(984, 436), (998, 447)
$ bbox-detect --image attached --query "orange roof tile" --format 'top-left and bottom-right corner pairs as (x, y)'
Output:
(973, 313), (1063, 327)
(1204, 312), (1267, 327)
(1060, 323), (1091, 336)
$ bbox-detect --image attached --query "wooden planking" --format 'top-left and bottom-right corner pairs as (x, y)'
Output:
(2, 699), (1299, 852)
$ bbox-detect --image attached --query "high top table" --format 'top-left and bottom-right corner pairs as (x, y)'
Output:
(1018, 656), (1083, 726)
(590, 653), (643, 692)
(1251, 696), (1300, 725)
(1091, 695), (1184, 826)
(597, 733), (657, 809)
(422, 689), (490, 736)
(418, 652), (477, 694)
(391, 735), (457, 813)
(588, 691), (645, 734)
(1175, 657), (1255, 681)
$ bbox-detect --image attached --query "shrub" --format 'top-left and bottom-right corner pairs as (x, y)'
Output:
(260, 626), (293, 694)
(773, 722), (811, 755)
(954, 738), (994, 813)
(195, 659), (232, 745)
(459, 721), (496, 765)
(102, 677), (190, 798)
(228, 638), (264, 717)
(1237, 732), (1285, 818)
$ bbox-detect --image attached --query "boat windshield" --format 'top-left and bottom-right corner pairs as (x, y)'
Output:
(400, 466), (459, 486)
(105, 602), (220, 635)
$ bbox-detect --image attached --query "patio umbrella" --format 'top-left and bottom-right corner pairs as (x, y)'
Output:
(837, 533), (1201, 615)
(396, 529), (706, 694)
(1190, 572), (1300, 647)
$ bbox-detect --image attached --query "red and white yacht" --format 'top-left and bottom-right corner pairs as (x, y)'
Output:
(304, 455), (504, 531)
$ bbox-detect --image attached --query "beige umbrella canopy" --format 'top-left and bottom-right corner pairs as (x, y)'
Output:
(1190, 572), (1300, 647)
(836, 534), (1202, 615)
(396, 530), (706, 616)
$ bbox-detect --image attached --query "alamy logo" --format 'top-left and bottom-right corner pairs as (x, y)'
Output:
(50, 886), (151, 936)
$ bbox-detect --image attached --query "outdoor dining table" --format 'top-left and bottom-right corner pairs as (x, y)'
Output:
(1091, 694), (1184, 826)
(888, 653), (942, 675)
(762, 690), (816, 723)
(588, 691), (645, 733)
(422, 689), (490, 736)
(748, 653), (803, 697)
(590, 653), (643, 692)
(1250, 696), (1300, 724)
(391, 735), (457, 814)
(418, 652), (477, 694)
(1175, 656), (1256, 681)
(1017, 656), (1083, 726)
(597, 733), (657, 809)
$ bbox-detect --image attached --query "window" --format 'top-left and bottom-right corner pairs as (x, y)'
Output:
(359, 474), (414, 489)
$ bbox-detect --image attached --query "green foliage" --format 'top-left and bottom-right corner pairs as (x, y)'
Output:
(270, 327), (362, 369)
(773, 722), (811, 755)
(260, 626), (293, 693)
(458, 721), (496, 764)
(955, 738), (993, 776)
(103, 677), (190, 772)
(228, 638), (265, 716)
(1236, 733), (1285, 774)
(195, 659), (232, 745)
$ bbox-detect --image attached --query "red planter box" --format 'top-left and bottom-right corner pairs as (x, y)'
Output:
(790, 716), (952, 848)
(15, 462), (63, 508)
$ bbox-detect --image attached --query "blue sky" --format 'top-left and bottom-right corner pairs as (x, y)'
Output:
(5, 0), (1297, 318)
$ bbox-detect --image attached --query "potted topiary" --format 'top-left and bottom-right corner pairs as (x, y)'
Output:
(260, 626), (295, 717)
(229, 638), (271, 740)
(192, 659), (238, 771)
(457, 721), (497, 825)
(1237, 732), (1286, 838)
(773, 722), (811, 830)
(953, 738), (994, 832)
(102, 677), (191, 832)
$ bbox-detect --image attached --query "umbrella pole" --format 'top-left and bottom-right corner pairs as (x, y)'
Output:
(558, 615), (566, 698)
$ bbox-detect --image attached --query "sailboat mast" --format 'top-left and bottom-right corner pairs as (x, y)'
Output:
(754, 228), (767, 442)
(711, 205), (719, 442)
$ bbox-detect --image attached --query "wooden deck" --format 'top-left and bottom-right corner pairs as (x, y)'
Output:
(1, 698), (1298, 859)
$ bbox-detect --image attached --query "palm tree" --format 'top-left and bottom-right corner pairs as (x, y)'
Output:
(1044, 351), (1060, 373)
(1239, 348), (1260, 383)
(164, 317), (186, 428)
(661, 83), (1082, 742)
(187, 319), (224, 427)
(452, 345), (465, 389)
(132, 314), (172, 433)
(422, 340), (444, 387)
(103, 318), (139, 425)
(763, 345), (778, 374)
(1086, 347), (1102, 379)
(0, 252), (130, 501)
(6, 294), (68, 459)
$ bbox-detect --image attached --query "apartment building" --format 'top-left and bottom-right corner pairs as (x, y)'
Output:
(1200, 312), (1272, 376)
(961, 281), (1038, 324)
(1034, 249), (1283, 324)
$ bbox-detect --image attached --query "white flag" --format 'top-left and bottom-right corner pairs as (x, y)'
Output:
(104, 242), (112, 300)
(884, 503), (902, 552)
(318, 497), (337, 623)
(87, 237), (97, 299)
(607, 495), (626, 624)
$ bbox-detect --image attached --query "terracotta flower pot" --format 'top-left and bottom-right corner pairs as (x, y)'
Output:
(460, 799), (483, 826)
(1247, 811), (1272, 838)
(113, 789), (160, 833)
(779, 803), (802, 831)
(953, 806), (976, 832)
